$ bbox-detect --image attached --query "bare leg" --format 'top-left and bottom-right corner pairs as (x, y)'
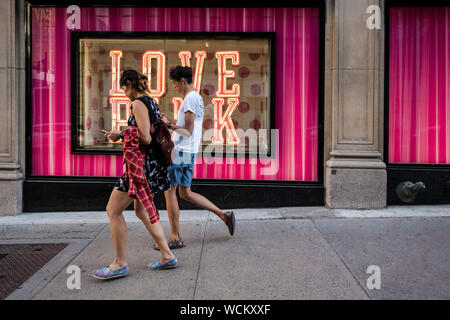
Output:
(106, 189), (133, 270)
(179, 186), (226, 221)
(164, 187), (181, 241)
(134, 200), (175, 263)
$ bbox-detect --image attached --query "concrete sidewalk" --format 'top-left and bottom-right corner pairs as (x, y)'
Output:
(1, 206), (450, 300)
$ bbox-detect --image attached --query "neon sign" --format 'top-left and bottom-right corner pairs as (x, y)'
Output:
(215, 51), (240, 97)
(109, 50), (240, 145)
(171, 50), (207, 120)
(109, 50), (131, 133)
(211, 97), (240, 145)
(142, 50), (166, 104)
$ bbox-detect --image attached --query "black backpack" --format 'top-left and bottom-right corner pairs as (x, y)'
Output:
(137, 95), (174, 167)
(150, 117), (174, 166)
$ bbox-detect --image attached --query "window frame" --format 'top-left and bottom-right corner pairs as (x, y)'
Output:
(70, 31), (277, 157)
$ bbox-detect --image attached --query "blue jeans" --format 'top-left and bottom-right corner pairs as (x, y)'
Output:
(167, 151), (196, 187)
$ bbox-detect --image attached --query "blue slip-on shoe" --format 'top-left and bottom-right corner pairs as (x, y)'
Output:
(92, 265), (129, 280)
(147, 257), (178, 270)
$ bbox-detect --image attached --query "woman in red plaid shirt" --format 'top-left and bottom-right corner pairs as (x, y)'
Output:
(93, 70), (177, 280)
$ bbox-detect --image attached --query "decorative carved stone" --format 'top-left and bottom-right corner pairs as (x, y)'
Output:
(324, 0), (386, 209)
(0, 0), (25, 215)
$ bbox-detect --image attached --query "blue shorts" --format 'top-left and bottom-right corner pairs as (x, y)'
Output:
(167, 151), (196, 187)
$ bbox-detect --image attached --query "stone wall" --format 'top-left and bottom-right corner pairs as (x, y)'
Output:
(0, 0), (25, 215)
(324, 0), (386, 208)
(0, 0), (388, 213)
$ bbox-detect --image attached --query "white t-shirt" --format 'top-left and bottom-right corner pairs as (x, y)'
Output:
(173, 90), (204, 154)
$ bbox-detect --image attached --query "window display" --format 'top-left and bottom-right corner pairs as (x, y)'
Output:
(389, 7), (450, 164)
(31, 7), (320, 181)
(73, 34), (274, 156)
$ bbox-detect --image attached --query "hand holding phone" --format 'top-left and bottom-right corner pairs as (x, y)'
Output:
(105, 131), (121, 142)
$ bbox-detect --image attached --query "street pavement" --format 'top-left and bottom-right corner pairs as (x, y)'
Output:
(0, 205), (449, 300)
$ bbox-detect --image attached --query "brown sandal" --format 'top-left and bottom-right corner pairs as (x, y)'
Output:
(153, 239), (185, 251)
(168, 239), (185, 249)
(224, 211), (236, 236)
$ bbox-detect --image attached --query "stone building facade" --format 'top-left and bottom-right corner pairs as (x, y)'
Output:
(2, 0), (447, 215)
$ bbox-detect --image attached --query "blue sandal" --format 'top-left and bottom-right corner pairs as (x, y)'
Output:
(92, 265), (129, 280)
(147, 257), (178, 270)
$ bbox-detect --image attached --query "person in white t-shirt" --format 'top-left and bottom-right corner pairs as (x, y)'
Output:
(155, 66), (235, 250)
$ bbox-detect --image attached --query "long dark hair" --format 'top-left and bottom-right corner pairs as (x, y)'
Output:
(119, 69), (151, 95)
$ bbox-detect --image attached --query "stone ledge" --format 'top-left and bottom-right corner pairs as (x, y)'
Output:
(329, 150), (382, 158)
(326, 166), (387, 209)
(0, 169), (23, 180)
(0, 180), (23, 215)
(326, 159), (386, 169)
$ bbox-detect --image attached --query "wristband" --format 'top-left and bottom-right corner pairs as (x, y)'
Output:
(167, 122), (172, 129)
(119, 131), (124, 139)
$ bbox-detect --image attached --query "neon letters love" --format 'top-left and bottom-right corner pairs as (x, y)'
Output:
(109, 50), (241, 145)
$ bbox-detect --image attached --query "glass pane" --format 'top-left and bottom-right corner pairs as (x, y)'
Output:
(76, 36), (272, 156)
(389, 7), (450, 164)
(30, 7), (320, 181)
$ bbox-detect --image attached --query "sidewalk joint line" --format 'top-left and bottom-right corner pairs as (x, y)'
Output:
(192, 212), (209, 300)
(311, 219), (373, 300)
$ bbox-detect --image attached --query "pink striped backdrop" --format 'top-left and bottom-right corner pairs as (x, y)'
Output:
(389, 7), (450, 164)
(32, 7), (320, 181)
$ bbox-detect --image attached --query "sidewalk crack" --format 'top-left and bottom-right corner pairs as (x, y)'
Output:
(312, 219), (373, 300)
(192, 212), (209, 300)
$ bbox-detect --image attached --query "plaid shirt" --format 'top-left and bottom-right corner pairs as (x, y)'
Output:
(123, 126), (159, 224)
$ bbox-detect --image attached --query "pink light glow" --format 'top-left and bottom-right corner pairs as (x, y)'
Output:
(109, 97), (131, 133)
(389, 7), (450, 164)
(211, 97), (240, 145)
(193, 51), (207, 93)
(215, 51), (240, 98)
(171, 97), (183, 121)
(109, 50), (126, 96)
(31, 7), (320, 181)
(142, 51), (166, 99)
(178, 51), (192, 67)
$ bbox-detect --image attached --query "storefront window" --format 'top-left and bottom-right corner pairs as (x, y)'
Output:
(31, 7), (320, 181)
(389, 7), (450, 164)
(74, 35), (273, 156)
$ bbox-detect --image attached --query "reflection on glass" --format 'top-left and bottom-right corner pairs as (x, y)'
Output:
(77, 37), (272, 155)
(389, 7), (450, 164)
